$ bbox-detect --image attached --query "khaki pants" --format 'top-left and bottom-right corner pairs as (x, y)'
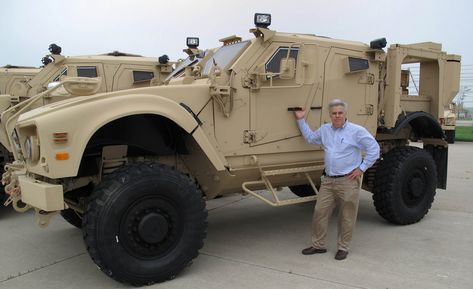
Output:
(311, 176), (361, 251)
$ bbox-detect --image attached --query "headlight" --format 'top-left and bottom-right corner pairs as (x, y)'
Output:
(23, 136), (40, 162)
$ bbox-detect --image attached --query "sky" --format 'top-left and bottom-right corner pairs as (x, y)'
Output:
(1, 0), (472, 104)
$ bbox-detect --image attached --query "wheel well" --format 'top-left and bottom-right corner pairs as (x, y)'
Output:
(77, 114), (189, 177)
(393, 111), (445, 140)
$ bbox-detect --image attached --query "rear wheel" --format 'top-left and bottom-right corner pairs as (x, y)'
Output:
(372, 146), (437, 225)
(83, 162), (207, 285)
(289, 183), (319, 197)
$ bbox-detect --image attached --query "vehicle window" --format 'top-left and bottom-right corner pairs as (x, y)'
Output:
(164, 57), (199, 81)
(203, 41), (250, 75)
(133, 71), (155, 83)
(77, 66), (98, 77)
(265, 47), (299, 74)
(53, 67), (68, 82)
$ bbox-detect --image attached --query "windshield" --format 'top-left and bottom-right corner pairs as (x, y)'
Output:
(164, 51), (207, 82)
(203, 40), (249, 75)
(165, 57), (197, 81)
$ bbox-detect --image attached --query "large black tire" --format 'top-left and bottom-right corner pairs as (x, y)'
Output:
(372, 146), (437, 225)
(60, 208), (83, 228)
(83, 162), (207, 285)
(289, 184), (318, 197)
(445, 130), (455, 144)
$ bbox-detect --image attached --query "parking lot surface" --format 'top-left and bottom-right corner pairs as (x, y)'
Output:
(0, 142), (472, 289)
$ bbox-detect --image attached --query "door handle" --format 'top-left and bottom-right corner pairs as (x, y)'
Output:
(287, 107), (303, 111)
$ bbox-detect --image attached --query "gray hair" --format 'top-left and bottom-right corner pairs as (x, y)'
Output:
(328, 99), (347, 111)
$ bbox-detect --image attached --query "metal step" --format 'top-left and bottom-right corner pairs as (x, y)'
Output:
(241, 164), (322, 207)
(262, 165), (324, 176)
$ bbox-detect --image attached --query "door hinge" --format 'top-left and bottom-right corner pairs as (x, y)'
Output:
(243, 130), (257, 144)
(358, 73), (375, 85)
(357, 104), (374, 115)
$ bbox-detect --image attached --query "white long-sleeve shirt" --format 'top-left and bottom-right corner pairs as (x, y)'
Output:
(297, 119), (380, 176)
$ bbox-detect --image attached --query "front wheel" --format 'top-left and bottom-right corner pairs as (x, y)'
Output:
(60, 209), (83, 228)
(83, 162), (207, 285)
(372, 146), (437, 225)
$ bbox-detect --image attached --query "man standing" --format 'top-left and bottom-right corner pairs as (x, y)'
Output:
(295, 99), (380, 260)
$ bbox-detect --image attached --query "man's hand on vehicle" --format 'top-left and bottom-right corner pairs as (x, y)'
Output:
(294, 109), (306, 120)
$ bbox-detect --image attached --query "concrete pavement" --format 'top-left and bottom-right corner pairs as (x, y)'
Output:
(1, 142), (472, 289)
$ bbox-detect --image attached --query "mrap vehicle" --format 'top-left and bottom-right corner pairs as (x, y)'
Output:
(0, 45), (173, 210)
(0, 65), (41, 95)
(2, 14), (460, 285)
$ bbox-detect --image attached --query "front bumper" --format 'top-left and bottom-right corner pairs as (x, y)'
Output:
(18, 175), (64, 211)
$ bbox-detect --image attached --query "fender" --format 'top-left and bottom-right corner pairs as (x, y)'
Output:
(20, 93), (227, 178)
(393, 111), (445, 139)
(392, 111), (448, 189)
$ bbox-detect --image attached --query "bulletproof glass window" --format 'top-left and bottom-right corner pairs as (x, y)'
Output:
(53, 67), (68, 82)
(265, 47), (299, 75)
(203, 40), (250, 75)
(133, 71), (155, 83)
(164, 57), (199, 81)
(77, 66), (98, 78)
(347, 57), (369, 73)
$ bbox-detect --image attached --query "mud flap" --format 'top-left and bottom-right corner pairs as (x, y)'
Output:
(424, 144), (448, 190)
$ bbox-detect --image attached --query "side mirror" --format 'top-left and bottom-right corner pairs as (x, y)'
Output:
(279, 58), (295, 79)
(63, 77), (102, 96)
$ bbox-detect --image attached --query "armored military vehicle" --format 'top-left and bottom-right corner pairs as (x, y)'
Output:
(2, 14), (460, 285)
(0, 45), (173, 214)
(0, 65), (40, 95)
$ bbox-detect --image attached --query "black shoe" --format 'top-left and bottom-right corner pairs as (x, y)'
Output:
(335, 250), (348, 260)
(301, 247), (327, 255)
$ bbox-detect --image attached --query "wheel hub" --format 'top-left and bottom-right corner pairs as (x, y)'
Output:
(409, 177), (425, 198)
(120, 197), (180, 258)
(402, 170), (427, 206)
(138, 212), (169, 243)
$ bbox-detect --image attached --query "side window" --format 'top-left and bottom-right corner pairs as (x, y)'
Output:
(265, 47), (299, 74)
(77, 66), (98, 77)
(133, 71), (154, 83)
(53, 67), (68, 82)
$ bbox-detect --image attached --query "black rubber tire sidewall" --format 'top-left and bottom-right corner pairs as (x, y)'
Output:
(83, 163), (207, 285)
(373, 147), (437, 225)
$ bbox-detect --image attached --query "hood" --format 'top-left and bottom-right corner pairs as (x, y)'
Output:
(18, 80), (212, 123)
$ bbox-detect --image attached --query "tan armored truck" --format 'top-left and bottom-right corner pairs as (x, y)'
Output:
(2, 14), (460, 285)
(0, 65), (41, 94)
(0, 45), (174, 214)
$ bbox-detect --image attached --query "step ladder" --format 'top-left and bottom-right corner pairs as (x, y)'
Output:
(242, 165), (324, 207)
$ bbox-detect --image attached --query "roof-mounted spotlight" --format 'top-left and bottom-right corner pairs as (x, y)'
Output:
(158, 54), (170, 64)
(41, 55), (53, 66)
(49, 43), (62, 55)
(370, 38), (387, 49)
(186, 37), (199, 49)
(254, 13), (271, 29)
